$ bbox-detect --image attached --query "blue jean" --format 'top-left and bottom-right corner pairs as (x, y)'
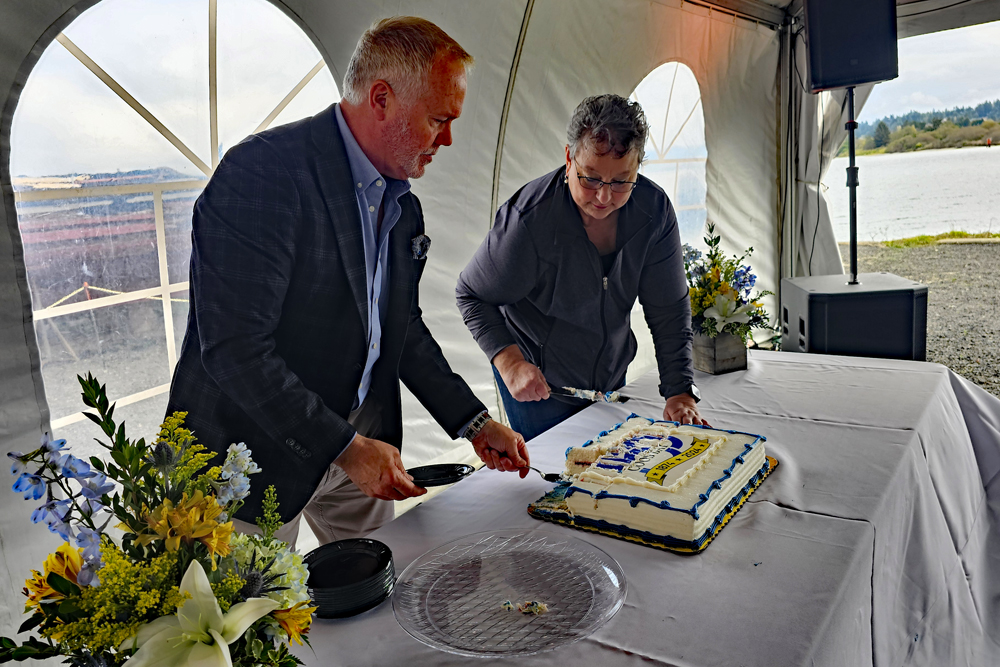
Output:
(492, 366), (589, 442)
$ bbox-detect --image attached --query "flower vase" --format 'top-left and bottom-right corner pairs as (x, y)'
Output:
(693, 331), (747, 374)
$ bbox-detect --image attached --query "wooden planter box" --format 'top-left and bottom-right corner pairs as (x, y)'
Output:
(693, 332), (747, 374)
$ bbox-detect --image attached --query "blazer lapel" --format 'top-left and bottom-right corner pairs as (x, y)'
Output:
(310, 104), (369, 331)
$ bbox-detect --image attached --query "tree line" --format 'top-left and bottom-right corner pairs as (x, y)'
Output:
(857, 98), (1000, 137)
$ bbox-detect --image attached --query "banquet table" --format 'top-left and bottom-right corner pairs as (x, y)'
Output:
(299, 350), (1000, 667)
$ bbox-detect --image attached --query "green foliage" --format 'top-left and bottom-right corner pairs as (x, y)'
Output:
(256, 486), (283, 542)
(229, 624), (304, 667)
(884, 231), (1000, 248)
(873, 121), (891, 148)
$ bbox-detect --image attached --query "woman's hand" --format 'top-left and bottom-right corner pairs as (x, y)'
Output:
(493, 345), (550, 402)
(663, 394), (709, 426)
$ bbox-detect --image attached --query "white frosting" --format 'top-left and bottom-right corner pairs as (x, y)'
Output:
(564, 418), (766, 543)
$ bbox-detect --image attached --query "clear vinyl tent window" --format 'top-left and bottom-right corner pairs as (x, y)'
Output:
(625, 61), (708, 384)
(10, 0), (339, 460)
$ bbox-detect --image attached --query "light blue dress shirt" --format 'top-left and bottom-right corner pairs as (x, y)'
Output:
(334, 105), (411, 411)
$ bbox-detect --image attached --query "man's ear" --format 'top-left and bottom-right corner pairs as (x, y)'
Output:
(369, 80), (392, 122)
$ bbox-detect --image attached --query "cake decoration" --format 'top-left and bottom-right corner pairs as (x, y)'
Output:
(528, 414), (776, 554)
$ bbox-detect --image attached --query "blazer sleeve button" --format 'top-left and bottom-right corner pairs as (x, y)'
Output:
(285, 438), (296, 447)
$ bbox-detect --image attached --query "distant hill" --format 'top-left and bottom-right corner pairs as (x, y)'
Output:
(859, 99), (1000, 137)
(13, 166), (205, 191)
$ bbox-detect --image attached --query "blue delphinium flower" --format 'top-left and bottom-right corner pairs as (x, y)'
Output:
(40, 434), (66, 464)
(13, 473), (45, 500)
(732, 265), (758, 300)
(43, 500), (74, 541)
(8, 452), (27, 476)
(76, 526), (103, 563)
(56, 453), (94, 480)
(79, 471), (114, 499)
(215, 443), (259, 506)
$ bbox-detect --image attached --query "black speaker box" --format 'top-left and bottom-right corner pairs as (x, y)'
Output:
(781, 273), (927, 361)
(804, 0), (898, 92)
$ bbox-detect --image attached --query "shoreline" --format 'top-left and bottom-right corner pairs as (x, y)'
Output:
(837, 243), (999, 398)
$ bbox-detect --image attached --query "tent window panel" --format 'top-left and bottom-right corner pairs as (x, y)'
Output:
(632, 61), (708, 250)
(217, 0), (340, 152)
(164, 189), (200, 284)
(36, 298), (169, 424)
(11, 0), (339, 445)
(17, 194), (160, 305)
(170, 289), (190, 360)
(628, 61), (708, 384)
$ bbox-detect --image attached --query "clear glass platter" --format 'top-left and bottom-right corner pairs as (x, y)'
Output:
(392, 529), (627, 657)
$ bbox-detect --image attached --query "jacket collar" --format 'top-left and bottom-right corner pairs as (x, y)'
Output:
(554, 169), (655, 247)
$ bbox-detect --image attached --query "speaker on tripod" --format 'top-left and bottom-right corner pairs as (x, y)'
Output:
(782, 0), (927, 361)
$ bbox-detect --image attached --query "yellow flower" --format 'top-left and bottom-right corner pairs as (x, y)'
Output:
(140, 491), (233, 569)
(272, 601), (317, 646)
(23, 543), (84, 612)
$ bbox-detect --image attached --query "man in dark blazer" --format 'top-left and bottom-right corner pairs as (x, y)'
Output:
(167, 17), (528, 546)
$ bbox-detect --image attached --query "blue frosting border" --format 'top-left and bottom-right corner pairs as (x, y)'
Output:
(564, 413), (767, 521)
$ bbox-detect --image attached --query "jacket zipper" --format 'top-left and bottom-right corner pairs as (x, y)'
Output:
(591, 275), (609, 389)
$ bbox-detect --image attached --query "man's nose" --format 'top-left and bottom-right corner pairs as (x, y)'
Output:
(436, 122), (454, 147)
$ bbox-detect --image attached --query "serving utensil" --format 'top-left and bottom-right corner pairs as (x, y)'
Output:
(548, 384), (631, 403)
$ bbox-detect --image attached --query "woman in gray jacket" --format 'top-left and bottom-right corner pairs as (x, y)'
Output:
(456, 94), (706, 441)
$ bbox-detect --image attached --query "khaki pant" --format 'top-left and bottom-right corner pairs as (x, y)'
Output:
(232, 400), (394, 550)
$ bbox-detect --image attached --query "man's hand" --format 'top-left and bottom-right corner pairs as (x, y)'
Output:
(334, 435), (427, 500)
(493, 345), (550, 402)
(472, 419), (531, 478)
(663, 394), (709, 426)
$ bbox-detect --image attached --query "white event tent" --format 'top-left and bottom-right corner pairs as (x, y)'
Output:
(3, 0), (1000, 644)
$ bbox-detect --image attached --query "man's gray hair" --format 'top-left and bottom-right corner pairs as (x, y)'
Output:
(342, 16), (473, 105)
(567, 94), (649, 163)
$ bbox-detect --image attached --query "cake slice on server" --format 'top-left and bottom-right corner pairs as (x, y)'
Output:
(529, 415), (775, 553)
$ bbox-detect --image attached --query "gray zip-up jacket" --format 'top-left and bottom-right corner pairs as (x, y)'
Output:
(456, 166), (693, 399)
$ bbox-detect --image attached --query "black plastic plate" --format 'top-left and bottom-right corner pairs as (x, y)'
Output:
(407, 463), (475, 488)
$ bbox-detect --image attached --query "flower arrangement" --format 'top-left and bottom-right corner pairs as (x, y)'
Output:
(684, 223), (773, 344)
(2, 374), (315, 667)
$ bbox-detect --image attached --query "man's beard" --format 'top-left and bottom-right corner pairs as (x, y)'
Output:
(384, 113), (432, 179)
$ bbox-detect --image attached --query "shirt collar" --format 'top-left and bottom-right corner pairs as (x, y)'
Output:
(334, 104), (410, 196)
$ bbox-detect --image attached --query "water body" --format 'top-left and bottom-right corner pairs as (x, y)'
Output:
(827, 146), (1000, 243)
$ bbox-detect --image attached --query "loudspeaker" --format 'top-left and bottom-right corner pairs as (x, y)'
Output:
(804, 0), (898, 92)
(781, 273), (927, 361)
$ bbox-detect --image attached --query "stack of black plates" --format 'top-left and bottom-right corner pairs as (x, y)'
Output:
(304, 538), (394, 618)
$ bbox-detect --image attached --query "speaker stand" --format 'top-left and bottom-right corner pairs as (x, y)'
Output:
(846, 86), (859, 285)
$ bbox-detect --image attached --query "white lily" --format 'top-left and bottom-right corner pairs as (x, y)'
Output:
(122, 560), (279, 667)
(703, 293), (752, 327)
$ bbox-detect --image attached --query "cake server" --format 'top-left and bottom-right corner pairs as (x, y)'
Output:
(526, 466), (563, 483)
(548, 384), (631, 404)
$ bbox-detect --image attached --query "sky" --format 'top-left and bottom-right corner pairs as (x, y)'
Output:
(859, 20), (1000, 123)
(10, 0), (339, 178)
(8, 2), (999, 176)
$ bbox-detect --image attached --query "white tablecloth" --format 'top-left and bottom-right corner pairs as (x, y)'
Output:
(300, 351), (1000, 666)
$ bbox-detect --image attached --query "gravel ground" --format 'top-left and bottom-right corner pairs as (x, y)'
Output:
(840, 242), (1000, 397)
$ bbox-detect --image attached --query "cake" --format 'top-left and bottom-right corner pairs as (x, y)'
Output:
(529, 414), (772, 553)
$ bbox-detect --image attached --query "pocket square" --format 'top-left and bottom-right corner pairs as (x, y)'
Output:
(411, 234), (431, 260)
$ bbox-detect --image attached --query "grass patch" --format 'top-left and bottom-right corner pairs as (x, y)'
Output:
(884, 231), (1000, 248)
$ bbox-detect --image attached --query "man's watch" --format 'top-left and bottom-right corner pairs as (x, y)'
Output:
(463, 411), (492, 441)
(684, 384), (702, 403)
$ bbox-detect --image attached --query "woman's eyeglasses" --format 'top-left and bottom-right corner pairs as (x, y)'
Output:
(573, 159), (637, 193)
